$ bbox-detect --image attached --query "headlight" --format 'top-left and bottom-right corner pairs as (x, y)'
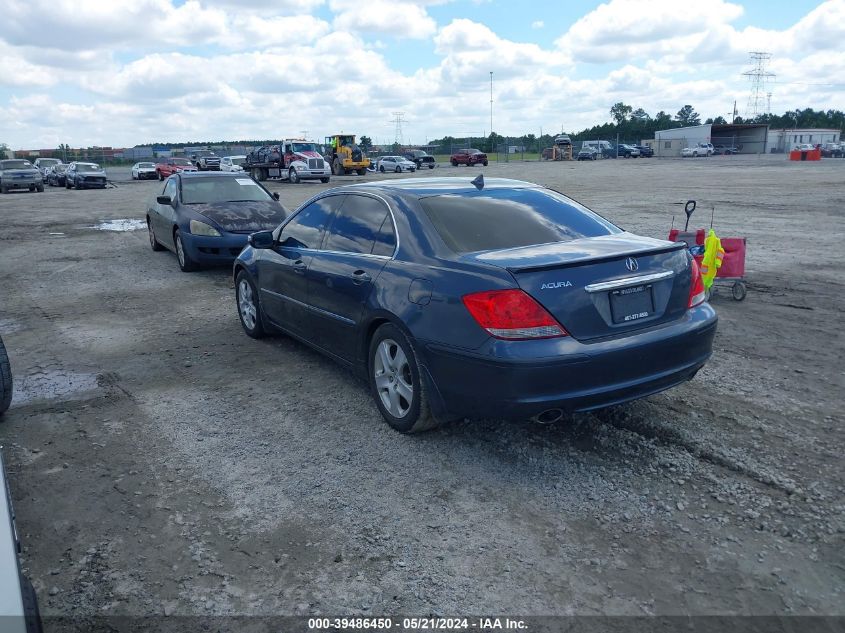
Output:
(189, 219), (221, 236)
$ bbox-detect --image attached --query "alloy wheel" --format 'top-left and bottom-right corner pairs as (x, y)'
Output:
(373, 339), (413, 418)
(176, 235), (186, 267)
(238, 279), (257, 330)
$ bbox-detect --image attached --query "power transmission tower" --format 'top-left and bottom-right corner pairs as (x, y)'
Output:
(391, 112), (406, 146)
(742, 52), (775, 119)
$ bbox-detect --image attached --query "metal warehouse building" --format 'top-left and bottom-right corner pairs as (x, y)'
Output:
(655, 123), (769, 156)
(766, 128), (840, 153)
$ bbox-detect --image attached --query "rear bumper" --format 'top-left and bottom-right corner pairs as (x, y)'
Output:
(420, 305), (717, 420)
(182, 232), (249, 264)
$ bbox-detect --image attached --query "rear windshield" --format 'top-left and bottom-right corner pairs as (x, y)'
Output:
(419, 188), (621, 254)
(1, 160), (32, 169)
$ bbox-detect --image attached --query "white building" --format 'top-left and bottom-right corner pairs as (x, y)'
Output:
(654, 123), (769, 156)
(767, 128), (840, 152)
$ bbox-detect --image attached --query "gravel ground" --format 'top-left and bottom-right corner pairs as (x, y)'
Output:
(0, 156), (843, 627)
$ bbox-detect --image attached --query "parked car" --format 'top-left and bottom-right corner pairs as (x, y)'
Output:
(403, 150), (436, 170)
(65, 162), (107, 189)
(155, 157), (198, 180)
(377, 156), (416, 173)
(690, 143), (714, 157)
(146, 172), (288, 272)
(1, 335), (43, 631)
(131, 162), (158, 180)
(713, 145), (739, 155)
(634, 145), (654, 157)
(34, 158), (61, 183)
(189, 150), (221, 171)
(0, 159), (43, 194)
(582, 140), (613, 155)
(577, 147), (598, 161)
(616, 144), (641, 158)
(232, 177), (717, 433)
(221, 156), (246, 172)
(46, 164), (68, 187)
(1, 334), (10, 415)
(450, 148), (488, 166)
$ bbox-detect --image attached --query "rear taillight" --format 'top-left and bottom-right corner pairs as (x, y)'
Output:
(688, 259), (706, 307)
(462, 289), (568, 340)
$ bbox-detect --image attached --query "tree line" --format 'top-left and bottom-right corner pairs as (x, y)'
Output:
(425, 105), (845, 153)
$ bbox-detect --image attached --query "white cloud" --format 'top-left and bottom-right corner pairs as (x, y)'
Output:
(531, 21), (544, 29)
(330, 0), (438, 39)
(0, 0), (843, 148)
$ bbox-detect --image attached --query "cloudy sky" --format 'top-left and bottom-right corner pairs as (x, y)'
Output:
(1, 0), (843, 149)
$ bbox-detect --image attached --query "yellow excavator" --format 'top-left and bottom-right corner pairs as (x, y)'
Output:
(324, 134), (370, 176)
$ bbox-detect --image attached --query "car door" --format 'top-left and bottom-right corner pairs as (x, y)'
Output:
(257, 195), (342, 339)
(152, 177), (179, 250)
(306, 193), (395, 362)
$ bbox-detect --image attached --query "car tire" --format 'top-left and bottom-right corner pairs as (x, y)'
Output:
(235, 271), (266, 339)
(158, 171), (164, 181)
(368, 323), (439, 434)
(174, 228), (199, 272)
(320, 177), (330, 183)
(483, 161), (489, 166)
(451, 159), (458, 166)
(395, 166), (401, 173)
(357, 168), (367, 176)
(379, 165), (385, 173)
(0, 335), (12, 415)
(289, 167), (299, 184)
(428, 164), (434, 169)
(36, 184), (44, 192)
(147, 217), (164, 251)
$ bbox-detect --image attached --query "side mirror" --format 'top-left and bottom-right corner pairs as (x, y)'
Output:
(248, 230), (274, 249)
(156, 195), (173, 206)
(273, 192), (280, 201)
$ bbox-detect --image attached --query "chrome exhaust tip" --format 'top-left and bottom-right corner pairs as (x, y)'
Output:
(532, 408), (565, 425)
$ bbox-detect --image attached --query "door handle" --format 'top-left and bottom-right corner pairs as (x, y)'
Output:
(292, 260), (307, 275)
(351, 270), (372, 285)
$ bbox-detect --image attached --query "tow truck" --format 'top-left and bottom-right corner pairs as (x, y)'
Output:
(244, 139), (331, 183)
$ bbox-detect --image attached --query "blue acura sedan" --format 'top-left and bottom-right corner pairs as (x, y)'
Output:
(147, 172), (287, 271)
(233, 177), (717, 433)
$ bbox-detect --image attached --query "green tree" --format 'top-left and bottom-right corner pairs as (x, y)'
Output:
(712, 116), (728, 125)
(610, 102), (633, 125)
(630, 108), (651, 122)
(359, 136), (373, 152)
(675, 105), (701, 127)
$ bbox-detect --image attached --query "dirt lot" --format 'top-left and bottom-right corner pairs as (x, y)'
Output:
(0, 156), (843, 627)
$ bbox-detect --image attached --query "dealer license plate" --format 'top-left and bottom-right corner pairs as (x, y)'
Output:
(610, 285), (654, 324)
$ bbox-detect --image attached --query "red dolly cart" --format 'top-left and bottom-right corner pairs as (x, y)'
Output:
(668, 200), (748, 301)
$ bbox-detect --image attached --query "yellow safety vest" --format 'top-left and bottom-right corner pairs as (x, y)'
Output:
(700, 229), (725, 289)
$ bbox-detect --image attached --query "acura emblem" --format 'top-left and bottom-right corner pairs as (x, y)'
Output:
(625, 257), (638, 272)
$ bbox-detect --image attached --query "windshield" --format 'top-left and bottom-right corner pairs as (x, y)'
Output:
(138, 162), (155, 168)
(230, 157), (245, 165)
(1, 160), (33, 169)
(181, 176), (273, 205)
(291, 143), (317, 153)
(173, 158), (192, 166)
(76, 163), (100, 170)
(55, 164), (67, 172)
(420, 188), (621, 254)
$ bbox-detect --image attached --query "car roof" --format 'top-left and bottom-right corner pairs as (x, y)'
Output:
(343, 177), (544, 198)
(177, 171), (247, 179)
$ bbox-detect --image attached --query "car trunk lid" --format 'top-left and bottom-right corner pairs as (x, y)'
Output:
(462, 233), (692, 341)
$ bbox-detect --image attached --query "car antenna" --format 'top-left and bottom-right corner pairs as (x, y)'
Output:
(471, 174), (484, 190)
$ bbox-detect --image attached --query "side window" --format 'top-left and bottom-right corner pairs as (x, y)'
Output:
(162, 178), (177, 198)
(279, 196), (341, 250)
(324, 195), (392, 256)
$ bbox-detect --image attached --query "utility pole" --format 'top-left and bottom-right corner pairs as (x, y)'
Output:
(490, 71), (494, 158)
